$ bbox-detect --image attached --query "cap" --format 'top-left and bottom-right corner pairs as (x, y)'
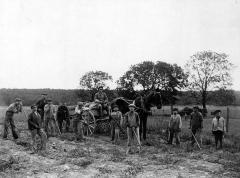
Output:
(98, 86), (103, 90)
(15, 98), (21, 102)
(112, 104), (119, 109)
(173, 108), (178, 112)
(213, 110), (221, 115)
(47, 98), (52, 102)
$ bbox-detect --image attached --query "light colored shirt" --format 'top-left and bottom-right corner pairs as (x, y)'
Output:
(44, 104), (56, 118)
(75, 106), (82, 114)
(212, 117), (226, 132)
(7, 103), (19, 113)
(169, 114), (182, 130)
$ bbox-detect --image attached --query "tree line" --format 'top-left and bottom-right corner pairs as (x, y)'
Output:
(0, 88), (238, 106)
(79, 51), (235, 109)
(0, 50), (236, 107)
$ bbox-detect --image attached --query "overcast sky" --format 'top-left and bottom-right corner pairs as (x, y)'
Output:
(0, 0), (239, 90)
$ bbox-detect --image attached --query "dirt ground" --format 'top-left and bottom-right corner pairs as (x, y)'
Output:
(0, 127), (240, 178)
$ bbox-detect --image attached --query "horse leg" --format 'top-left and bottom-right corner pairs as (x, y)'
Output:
(142, 115), (147, 140)
(139, 116), (143, 141)
(57, 118), (63, 133)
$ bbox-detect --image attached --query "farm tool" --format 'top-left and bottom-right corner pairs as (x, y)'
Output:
(191, 130), (201, 150)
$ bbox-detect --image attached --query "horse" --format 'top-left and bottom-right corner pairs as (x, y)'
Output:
(111, 91), (162, 141)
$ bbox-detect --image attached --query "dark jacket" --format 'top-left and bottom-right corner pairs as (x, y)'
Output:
(28, 112), (42, 130)
(57, 105), (69, 119)
(36, 98), (47, 111)
(190, 111), (203, 130)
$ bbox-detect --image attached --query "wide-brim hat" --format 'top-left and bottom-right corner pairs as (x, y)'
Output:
(47, 98), (52, 102)
(15, 98), (22, 102)
(112, 104), (119, 109)
(193, 106), (199, 110)
(213, 110), (221, 115)
(128, 104), (136, 108)
(41, 93), (47, 96)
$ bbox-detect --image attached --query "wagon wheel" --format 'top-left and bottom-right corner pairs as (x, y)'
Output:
(81, 110), (96, 136)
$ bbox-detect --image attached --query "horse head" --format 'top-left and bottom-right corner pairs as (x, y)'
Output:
(145, 91), (162, 109)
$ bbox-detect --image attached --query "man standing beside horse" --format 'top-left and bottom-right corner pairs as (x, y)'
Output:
(94, 86), (109, 117)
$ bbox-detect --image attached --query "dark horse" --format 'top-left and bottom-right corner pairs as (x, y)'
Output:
(111, 91), (162, 141)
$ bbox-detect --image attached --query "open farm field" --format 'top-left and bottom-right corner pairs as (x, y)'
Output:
(0, 106), (239, 177)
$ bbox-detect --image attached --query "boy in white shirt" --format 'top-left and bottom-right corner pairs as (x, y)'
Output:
(168, 108), (182, 145)
(212, 110), (226, 149)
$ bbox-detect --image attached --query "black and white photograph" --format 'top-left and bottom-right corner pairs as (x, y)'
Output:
(0, 0), (240, 177)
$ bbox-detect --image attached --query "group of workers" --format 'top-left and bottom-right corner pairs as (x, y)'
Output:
(167, 106), (226, 150)
(2, 89), (226, 154)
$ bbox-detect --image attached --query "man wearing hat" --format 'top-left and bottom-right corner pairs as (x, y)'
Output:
(28, 105), (47, 152)
(110, 104), (123, 144)
(3, 98), (22, 140)
(36, 93), (48, 123)
(189, 106), (203, 146)
(73, 101), (84, 140)
(212, 110), (226, 149)
(125, 104), (141, 154)
(94, 86), (109, 117)
(44, 99), (58, 137)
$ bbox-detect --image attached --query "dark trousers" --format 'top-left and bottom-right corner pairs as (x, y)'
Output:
(213, 130), (223, 149)
(57, 116), (70, 133)
(30, 129), (47, 150)
(168, 129), (180, 145)
(139, 114), (147, 140)
(3, 112), (18, 139)
(110, 120), (120, 142)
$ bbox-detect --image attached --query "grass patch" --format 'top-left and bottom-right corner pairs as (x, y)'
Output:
(67, 148), (88, 158)
(123, 164), (143, 177)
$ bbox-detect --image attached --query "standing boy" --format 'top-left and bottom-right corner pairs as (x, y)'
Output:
(168, 108), (182, 145)
(3, 98), (22, 140)
(110, 104), (123, 144)
(28, 105), (47, 152)
(190, 106), (203, 146)
(125, 104), (141, 154)
(212, 110), (226, 150)
(44, 99), (59, 137)
(73, 102), (84, 141)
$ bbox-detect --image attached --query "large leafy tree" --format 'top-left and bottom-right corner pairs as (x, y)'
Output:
(79, 71), (113, 90)
(118, 61), (187, 103)
(79, 71), (113, 101)
(185, 51), (234, 109)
